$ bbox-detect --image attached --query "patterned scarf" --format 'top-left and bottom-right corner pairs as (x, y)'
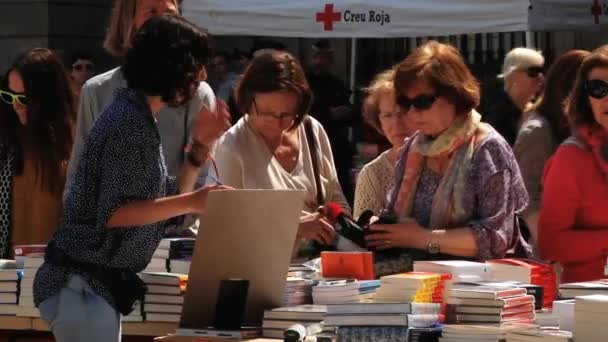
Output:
(577, 124), (608, 180)
(0, 145), (13, 258)
(393, 110), (489, 229)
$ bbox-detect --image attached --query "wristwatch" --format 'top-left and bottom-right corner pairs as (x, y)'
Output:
(427, 230), (444, 254)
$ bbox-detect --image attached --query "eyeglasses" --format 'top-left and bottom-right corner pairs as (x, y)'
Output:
(252, 98), (298, 123)
(0, 90), (27, 106)
(378, 110), (409, 122)
(72, 63), (93, 72)
(585, 79), (608, 99)
(396, 94), (437, 112)
(524, 66), (544, 78)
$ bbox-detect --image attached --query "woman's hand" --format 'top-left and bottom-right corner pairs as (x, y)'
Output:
(298, 211), (336, 245)
(191, 184), (231, 215)
(191, 99), (232, 147)
(365, 220), (428, 250)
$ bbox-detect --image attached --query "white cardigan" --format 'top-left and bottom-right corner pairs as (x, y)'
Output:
(212, 116), (351, 215)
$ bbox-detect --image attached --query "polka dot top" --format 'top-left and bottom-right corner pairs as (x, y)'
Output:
(33, 88), (176, 309)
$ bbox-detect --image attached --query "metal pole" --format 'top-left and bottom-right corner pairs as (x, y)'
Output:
(349, 37), (357, 104)
(525, 31), (535, 48)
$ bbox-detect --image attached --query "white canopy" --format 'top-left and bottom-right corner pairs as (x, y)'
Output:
(529, 0), (608, 31)
(183, 0), (530, 38)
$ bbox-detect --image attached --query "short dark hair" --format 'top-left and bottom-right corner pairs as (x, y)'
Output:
(68, 51), (94, 67)
(122, 15), (209, 106)
(394, 40), (480, 116)
(568, 45), (608, 128)
(235, 51), (312, 129)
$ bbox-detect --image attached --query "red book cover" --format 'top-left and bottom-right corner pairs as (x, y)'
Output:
(321, 252), (374, 280)
(14, 245), (47, 256)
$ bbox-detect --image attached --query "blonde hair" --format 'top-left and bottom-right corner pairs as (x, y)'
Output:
(103, 0), (180, 58)
(362, 68), (395, 132)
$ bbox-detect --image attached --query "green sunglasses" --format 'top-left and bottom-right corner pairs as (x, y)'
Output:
(0, 90), (27, 106)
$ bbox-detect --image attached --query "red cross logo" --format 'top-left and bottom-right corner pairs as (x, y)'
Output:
(591, 0), (603, 24)
(316, 4), (341, 31)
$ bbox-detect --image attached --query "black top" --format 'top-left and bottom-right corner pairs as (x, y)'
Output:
(484, 88), (523, 146)
(34, 88), (176, 309)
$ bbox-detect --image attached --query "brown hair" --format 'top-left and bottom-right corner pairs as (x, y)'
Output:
(568, 45), (608, 128)
(235, 51), (312, 129)
(103, 0), (180, 58)
(362, 68), (395, 133)
(0, 48), (74, 194)
(529, 49), (590, 142)
(394, 40), (480, 116)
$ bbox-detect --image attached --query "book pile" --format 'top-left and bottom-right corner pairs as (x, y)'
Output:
(487, 259), (557, 309)
(445, 283), (535, 324)
(551, 299), (574, 332)
(284, 277), (314, 306)
(146, 238), (195, 273)
(122, 303), (144, 322)
(312, 280), (360, 305)
(574, 294), (608, 341)
(440, 324), (516, 342)
(357, 279), (381, 301)
(559, 278), (608, 298)
(327, 302), (442, 341)
(0, 260), (19, 316)
(505, 326), (572, 341)
(262, 304), (326, 339)
(408, 326), (443, 342)
(374, 272), (449, 303)
(288, 263), (315, 278)
(141, 272), (187, 322)
(16, 245), (46, 318)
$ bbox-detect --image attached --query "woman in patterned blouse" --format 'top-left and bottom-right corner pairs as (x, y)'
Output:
(33, 15), (229, 342)
(365, 41), (531, 264)
(354, 69), (418, 220)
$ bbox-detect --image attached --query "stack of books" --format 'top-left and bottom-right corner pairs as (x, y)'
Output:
(374, 273), (448, 303)
(284, 277), (314, 306)
(288, 263), (315, 278)
(487, 259), (557, 309)
(146, 238), (195, 274)
(121, 303), (144, 322)
(559, 279), (608, 298)
(312, 280), (360, 305)
(16, 245), (46, 318)
(261, 304), (326, 339)
(440, 324), (516, 342)
(323, 302), (442, 337)
(574, 294), (608, 341)
(140, 272), (187, 322)
(0, 260), (19, 316)
(505, 326), (572, 341)
(445, 283), (535, 324)
(408, 326), (443, 342)
(357, 279), (381, 301)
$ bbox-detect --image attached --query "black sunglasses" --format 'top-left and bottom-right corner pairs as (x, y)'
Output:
(73, 63), (93, 72)
(585, 79), (608, 99)
(396, 94), (437, 112)
(525, 66), (544, 78)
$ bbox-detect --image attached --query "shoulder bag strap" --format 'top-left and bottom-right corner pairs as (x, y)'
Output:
(303, 117), (325, 206)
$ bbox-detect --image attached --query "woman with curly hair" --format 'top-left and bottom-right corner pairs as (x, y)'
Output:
(0, 48), (73, 258)
(33, 15), (228, 342)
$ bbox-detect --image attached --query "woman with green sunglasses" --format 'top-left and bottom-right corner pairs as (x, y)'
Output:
(0, 48), (74, 259)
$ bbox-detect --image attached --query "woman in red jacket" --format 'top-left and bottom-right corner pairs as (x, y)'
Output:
(539, 45), (608, 283)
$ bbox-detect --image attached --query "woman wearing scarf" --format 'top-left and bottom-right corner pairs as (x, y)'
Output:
(365, 41), (530, 263)
(539, 45), (608, 283)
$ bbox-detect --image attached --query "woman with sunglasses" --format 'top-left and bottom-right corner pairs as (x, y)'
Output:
(365, 41), (531, 263)
(0, 48), (74, 258)
(513, 50), (590, 254)
(539, 45), (608, 283)
(486, 48), (545, 146)
(212, 51), (350, 258)
(354, 69), (418, 219)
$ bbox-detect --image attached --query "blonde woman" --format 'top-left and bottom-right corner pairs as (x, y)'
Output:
(354, 69), (417, 219)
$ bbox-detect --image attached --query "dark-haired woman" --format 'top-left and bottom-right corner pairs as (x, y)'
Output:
(539, 45), (608, 283)
(0, 48), (73, 258)
(212, 51), (351, 257)
(513, 50), (590, 252)
(33, 15), (229, 342)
